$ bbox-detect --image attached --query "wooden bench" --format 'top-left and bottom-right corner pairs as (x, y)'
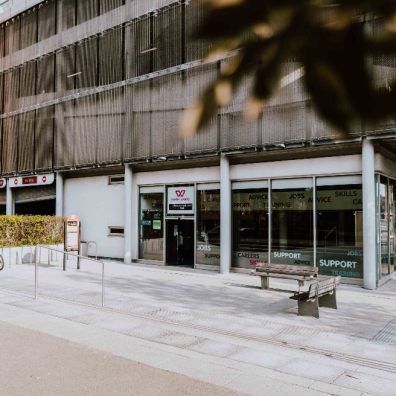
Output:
(251, 263), (318, 290)
(290, 276), (341, 318)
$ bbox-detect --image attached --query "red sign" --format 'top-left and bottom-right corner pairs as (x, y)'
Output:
(0, 178), (6, 189)
(22, 176), (38, 185)
(175, 190), (186, 198)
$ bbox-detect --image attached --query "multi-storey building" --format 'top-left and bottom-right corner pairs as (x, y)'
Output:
(0, 0), (395, 288)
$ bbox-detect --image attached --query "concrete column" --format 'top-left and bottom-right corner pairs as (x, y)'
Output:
(124, 165), (133, 264)
(56, 172), (64, 217)
(6, 181), (14, 215)
(362, 139), (377, 290)
(220, 154), (231, 274)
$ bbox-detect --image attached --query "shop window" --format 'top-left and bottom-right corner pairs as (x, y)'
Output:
(271, 178), (313, 266)
(316, 176), (363, 278)
(232, 181), (269, 269)
(196, 185), (220, 267)
(139, 189), (164, 261)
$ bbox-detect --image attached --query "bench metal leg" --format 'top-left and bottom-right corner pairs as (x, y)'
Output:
(261, 276), (269, 289)
(319, 290), (337, 309)
(297, 299), (319, 319)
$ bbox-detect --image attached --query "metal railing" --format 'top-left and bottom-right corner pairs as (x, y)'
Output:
(35, 245), (105, 307)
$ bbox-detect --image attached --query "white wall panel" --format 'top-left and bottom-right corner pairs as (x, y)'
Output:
(64, 175), (124, 259)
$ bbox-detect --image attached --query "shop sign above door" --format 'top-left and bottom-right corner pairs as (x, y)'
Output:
(10, 173), (55, 188)
(167, 186), (195, 215)
(0, 178), (6, 189)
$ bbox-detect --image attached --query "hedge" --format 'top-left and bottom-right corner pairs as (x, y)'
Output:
(0, 216), (64, 248)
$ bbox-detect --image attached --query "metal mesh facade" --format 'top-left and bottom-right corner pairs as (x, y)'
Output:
(0, 1), (394, 176)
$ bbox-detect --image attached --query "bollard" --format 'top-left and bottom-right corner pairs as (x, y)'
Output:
(101, 261), (105, 307)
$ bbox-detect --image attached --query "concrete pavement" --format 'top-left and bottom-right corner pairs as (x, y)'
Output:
(0, 259), (396, 395)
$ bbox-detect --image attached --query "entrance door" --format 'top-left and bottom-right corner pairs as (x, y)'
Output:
(166, 220), (194, 266)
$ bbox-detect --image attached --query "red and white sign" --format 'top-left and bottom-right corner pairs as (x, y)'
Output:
(10, 173), (55, 188)
(65, 215), (81, 252)
(0, 178), (6, 189)
(167, 186), (195, 215)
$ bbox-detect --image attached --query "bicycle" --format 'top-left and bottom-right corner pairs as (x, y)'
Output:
(0, 254), (4, 271)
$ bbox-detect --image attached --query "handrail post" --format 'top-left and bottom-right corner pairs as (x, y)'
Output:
(101, 261), (105, 307)
(34, 246), (39, 300)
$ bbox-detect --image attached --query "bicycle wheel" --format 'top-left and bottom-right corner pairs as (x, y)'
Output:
(0, 254), (4, 271)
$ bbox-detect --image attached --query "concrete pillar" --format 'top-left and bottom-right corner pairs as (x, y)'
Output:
(220, 154), (231, 274)
(362, 139), (377, 290)
(56, 172), (64, 217)
(124, 165), (133, 264)
(6, 180), (14, 215)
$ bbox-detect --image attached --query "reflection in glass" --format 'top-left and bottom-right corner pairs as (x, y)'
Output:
(196, 189), (220, 266)
(316, 184), (363, 278)
(271, 183), (313, 266)
(380, 177), (390, 277)
(139, 192), (164, 261)
(232, 188), (268, 269)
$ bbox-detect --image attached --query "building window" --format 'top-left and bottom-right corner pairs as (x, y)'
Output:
(271, 178), (313, 266)
(196, 184), (220, 267)
(232, 181), (269, 269)
(108, 175), (124, 185)
(139, 188), (164, 261)
(316, 176), (363, 278)
(108, 226), (124, 236)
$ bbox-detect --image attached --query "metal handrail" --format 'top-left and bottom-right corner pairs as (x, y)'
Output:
(37, 245), (105, 307)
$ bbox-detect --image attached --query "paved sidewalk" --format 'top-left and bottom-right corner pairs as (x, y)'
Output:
(0, 260), (396, 395)
(0, 321), (242, 396)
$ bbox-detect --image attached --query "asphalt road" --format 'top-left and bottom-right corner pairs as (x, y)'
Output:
(0, 322), (243, 396)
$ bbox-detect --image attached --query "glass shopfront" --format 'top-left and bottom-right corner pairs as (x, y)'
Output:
(377, 175), (396, 279)
(232, 181), (268, 269)
(139, 187), (164, 261)
(196, 184), (220, 267)
(271, 179), (313, 266)
(316, 176), (363, 278)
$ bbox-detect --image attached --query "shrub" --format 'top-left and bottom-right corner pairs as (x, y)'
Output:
(0, 216), (64, 248)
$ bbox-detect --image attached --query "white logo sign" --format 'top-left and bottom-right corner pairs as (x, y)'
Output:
(167, 186), (195, 215)
(10, 173), (55, 188)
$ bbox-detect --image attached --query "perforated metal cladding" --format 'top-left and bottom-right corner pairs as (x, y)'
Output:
(124, 81), (151, 160)
(152, 4), (183, 71)
(262, 103), (308, 144)
(220, 75), (259, 149)
(60, 0), (77, 31)
(76, 38), (98, 89)
(77, 0), (99, 25)
(150, 73), (183, 157)
(185, 0), (212, 62)
(19, 61), (36, 108)
(98, 27), (124, 85)
(1, 115), (18, 174)
(126, 15), (152, 78)
(19, 8), (37, 50)
(4, 17), (19, 57)
(56, 46), (76, 94)
(36, 54), (55, 102)
(100, 0), (124, 14)
(184, 64), (219, 154)
(35, 106), (54, 171)
(96, 87), (124, 164)
(3, 68), (19, 112)
(55, 100), (74, 168)
(15, 185), (56, 204)
(38, 0), (56, 41)
(18, 111), (36, 172)
(74, 95), (97, 166)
